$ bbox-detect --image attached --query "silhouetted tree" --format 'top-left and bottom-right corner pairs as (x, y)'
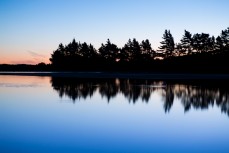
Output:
(159, 30), (175, 57)
(207, 36), (216, 52)
(68, 38), (80, 56)
(141, 39), (152, 52)
(141, 39), (154, 60)
(192, 33), (210, 53)
(79, 42), (97, 59)
(132, 38), (141, 60)
(192, 33), (201, 53)
(215, 36), (224, 51)
(50, 43), (65, 68)
(180, 30), (193, 55)
(220, 27), (229, 50)
(98, 39), (119, 62)
(174, 43), (183, 56)
(121, 39), (133, 61)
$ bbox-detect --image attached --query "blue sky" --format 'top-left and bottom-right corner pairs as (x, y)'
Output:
(0, 0), (229, 64)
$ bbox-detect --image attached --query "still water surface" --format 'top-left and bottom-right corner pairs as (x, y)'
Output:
(0, 75), (229, 153)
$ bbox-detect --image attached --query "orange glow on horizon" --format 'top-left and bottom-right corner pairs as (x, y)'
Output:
(0, 54), (50, 65)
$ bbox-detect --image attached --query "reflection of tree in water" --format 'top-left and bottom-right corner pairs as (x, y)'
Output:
(99, 79), (119, 102)
(51, 78), (97, 101)
(174, 85), (215, 111)
(51, 78), (161, 103)
(119, 79), (156, 103)
(216, 90), (229, 116)
(51, 77), (229, 117)
(161, 85), (174, 113)
(171, 81), (229, 116)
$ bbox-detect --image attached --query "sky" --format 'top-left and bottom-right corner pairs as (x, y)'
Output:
(0, 0), (229, 64)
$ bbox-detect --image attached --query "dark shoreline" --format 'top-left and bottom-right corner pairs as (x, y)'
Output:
(1, 72), (229, 79)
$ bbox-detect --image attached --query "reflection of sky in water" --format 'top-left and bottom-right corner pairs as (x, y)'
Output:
(0, 76), (229, 153)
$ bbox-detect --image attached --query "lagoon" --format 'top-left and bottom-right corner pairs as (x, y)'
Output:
(0, 75), (229, 153)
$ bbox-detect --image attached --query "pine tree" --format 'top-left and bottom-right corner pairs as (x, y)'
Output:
(215, 36), (223, 51)
(192, 33), (210, 53)
(121, 39), (133, 61)
(141, 39), (152, 54)
(141, 39), (153, 60)
(159, 30), (175, 57)
(207, 36), (215, 52)
(98, 39), (119, 61)
(180, 30), (193, 55)
(50, 43), (65, 67)
(220, 27), (229, 50)
(132, 38), (141, 61)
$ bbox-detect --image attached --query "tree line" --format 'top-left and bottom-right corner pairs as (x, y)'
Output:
(50, 27), (229, 72)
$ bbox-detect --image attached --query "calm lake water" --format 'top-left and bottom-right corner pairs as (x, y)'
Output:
(0, 75), (229, 153)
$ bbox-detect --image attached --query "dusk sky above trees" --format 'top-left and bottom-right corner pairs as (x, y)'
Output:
(1, 0), (229, 64)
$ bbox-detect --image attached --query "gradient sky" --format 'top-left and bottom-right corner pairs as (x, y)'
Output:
(1, 0), (229, 64)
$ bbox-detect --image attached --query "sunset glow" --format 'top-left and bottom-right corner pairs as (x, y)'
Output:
(0, 52), (50, 64)
(1, 0), (229, 64)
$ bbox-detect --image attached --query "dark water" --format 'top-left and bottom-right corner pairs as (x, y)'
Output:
(0, 75), (229, 153)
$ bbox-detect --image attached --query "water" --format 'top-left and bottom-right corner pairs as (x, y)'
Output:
(0, 75), (229, 153)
